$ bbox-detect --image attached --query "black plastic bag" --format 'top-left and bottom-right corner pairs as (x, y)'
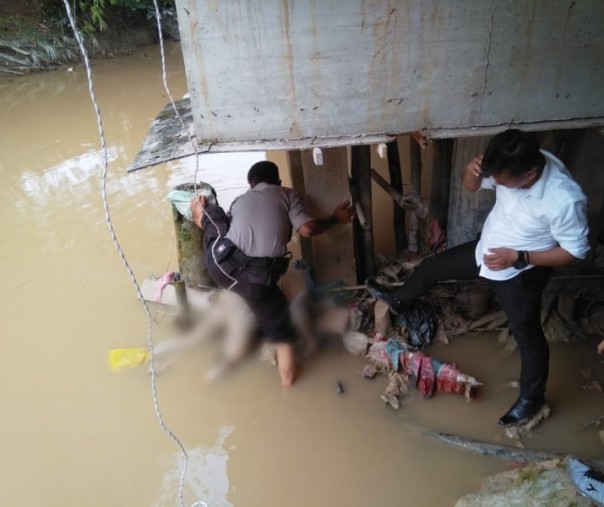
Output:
(393, 302), (436, 348)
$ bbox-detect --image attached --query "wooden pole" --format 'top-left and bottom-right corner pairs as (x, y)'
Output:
(351, 145), (375, 282)
(370, 169), (424, 213)
(408, 137), (423, 252)
(386, 140), (407, 253)
(287, 150), (314, 271)
(171, 184), (215, 289)
(428, 139), (454, 227)
(409, 136), (422, 197)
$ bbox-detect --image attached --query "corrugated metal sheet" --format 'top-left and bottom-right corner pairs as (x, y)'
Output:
(175, 0), (604, 149)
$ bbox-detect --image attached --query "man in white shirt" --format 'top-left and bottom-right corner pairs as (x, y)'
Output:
(367, 129), (589, 428)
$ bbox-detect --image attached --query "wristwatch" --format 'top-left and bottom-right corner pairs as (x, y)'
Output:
(513, 250), (529, 269)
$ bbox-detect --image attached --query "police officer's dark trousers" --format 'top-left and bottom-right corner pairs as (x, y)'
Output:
(201, 205), (295, 343)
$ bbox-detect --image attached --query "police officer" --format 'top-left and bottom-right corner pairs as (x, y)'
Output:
(191, 161), (354, 387)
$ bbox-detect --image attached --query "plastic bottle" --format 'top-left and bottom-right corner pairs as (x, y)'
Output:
(349, 305), (363, 331)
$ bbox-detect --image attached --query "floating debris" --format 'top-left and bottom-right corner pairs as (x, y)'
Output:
(336, 381), (345, 394)
(381, 394), (400, 410)
(582, 380), (603, 392)
(504, 404), (551, 440)
(567, 458), (604, 506)
(362, 364), (378, 379)
(499, 380), (520, 389)
(365, 338), (481, 408)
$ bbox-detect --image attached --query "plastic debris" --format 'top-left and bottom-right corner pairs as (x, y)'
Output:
(108, 347), (150, 370)
(342, 331), (369, 356)
(392, 302), (436, 348)
(567, 458), (604, 506)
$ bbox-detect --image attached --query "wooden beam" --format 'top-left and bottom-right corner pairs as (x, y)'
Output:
(409, 136), (422, 196)
(428, 139), (454, 227)
(386, 140), (407, 253)
(350, 145), (375, 282)
(447, 136), (494, 248)
(370, 169), (424, 213)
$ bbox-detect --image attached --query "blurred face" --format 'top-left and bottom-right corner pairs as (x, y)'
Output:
(493, 168), (538, 189)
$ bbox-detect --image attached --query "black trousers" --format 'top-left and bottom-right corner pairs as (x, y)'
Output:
(201, 206), (296, 344)
(394, 240), (552, 402)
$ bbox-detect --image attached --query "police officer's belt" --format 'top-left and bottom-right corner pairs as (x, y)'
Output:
(213, 237), (290, 284)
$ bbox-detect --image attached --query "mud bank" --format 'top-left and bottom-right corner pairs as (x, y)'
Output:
(0, 13), (178, 76)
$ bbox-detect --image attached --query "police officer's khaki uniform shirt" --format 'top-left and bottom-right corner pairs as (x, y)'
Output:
(226, 182), (313, 258)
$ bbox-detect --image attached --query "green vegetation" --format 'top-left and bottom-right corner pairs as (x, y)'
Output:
(0, 16), (78, 74)
(40, 0), (176, 34)
(0, 0), (177, 75)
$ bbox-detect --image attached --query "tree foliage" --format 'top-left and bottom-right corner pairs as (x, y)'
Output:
(41, 0), (175, 34)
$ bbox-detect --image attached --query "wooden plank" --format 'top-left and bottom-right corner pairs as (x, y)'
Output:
(370, 169), (424, 213)
(129, 98), (197, 172)
(287, 150), (314, 270)
(427, 139), (454, 228)
(351, 145), (375, 282)
(386, 140), (407, 253)
(409, 136), (422, 196)
(447, 136), (494, 248)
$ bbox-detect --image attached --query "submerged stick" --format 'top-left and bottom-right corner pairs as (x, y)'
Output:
(578, 414), (604, 431)
(423, 430), (564, 464)
(424, 430), (604, 469)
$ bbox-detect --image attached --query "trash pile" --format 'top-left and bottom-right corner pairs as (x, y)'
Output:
(306, 253), (491, 411)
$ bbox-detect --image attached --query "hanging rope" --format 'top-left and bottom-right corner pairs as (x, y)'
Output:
(60, 2), (201, 506)
(150, 0), (238, 292)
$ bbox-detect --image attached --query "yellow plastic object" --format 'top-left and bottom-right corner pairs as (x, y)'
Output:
(108, 348), (150, 370)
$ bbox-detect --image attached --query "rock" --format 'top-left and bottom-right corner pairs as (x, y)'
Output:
(362, 364), (378, 379)
(381, 394), (400, 410)
(455, 459), (593, 507)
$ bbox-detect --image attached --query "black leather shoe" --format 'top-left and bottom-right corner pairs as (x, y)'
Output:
(498, 396), (546, 427)
(365, 278), (407, 314)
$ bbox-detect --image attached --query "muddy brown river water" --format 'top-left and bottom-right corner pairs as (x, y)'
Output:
(1, 43), (602, 507)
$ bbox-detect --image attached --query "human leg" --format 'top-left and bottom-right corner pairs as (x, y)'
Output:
(367, 240), (480, 311)
(491, 267), (552, 425)
(276, 343), (296, 387)
(245, 283), (299, 387)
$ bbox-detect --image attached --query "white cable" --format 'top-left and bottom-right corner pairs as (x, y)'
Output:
(151, 0), (238, 292)
(60, 2), (193, 507)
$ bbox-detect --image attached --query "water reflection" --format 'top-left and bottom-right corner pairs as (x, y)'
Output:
(166, 151), (266, 210)
(155, 426), (235, 507)
(18, 146), (120, 201)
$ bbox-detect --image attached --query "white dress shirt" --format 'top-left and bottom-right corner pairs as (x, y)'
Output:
(475, 150), (589, 281)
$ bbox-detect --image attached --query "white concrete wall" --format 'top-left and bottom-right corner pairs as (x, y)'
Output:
(176, 0), (604, 148)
